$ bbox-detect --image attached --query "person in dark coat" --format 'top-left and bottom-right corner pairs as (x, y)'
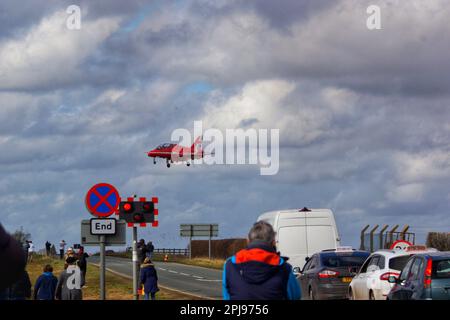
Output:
(139, 258), (159, 300)
(137, 239), (147, 264)
(0, 223), (27, 291)
(55, 257), (85, 300)
(33, 264), (58, 300)
(23, 241), (30, 262)
(77, 246), (89, 282)
(222, 221), (301, 300)
(146, 241), (155, 259)
(0, 288), (9, 300)
(9, 269), (32, 300)
(45, 241), (51, 256)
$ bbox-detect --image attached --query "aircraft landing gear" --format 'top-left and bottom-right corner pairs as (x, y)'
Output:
(153, 158), (156, 165)
(166, 159), (171, 168)
(186, 162), (191, 167)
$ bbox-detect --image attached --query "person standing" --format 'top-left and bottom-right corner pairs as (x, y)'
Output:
(50, 244), (57, 257)
(222, 221), (301, 300)
(137, 239), (147, 264)
(139, 258), (159, 300)
(77, 246), (89, 282)
(45, 241), (51, 257)
(0, 223), (26, 292)
(8, 269), (32, 300)
(28, 241), (35, 263)
(146, 241), (155, 259)
(33, 265), (58, 300)
(23, 240), (30, 263)
(64, 247), (76, 261)
(0, 288), (9, 300)
(55, 257), (84, 300)
(59, 240), (66, 260)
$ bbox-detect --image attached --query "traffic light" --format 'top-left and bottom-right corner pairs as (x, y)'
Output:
(118, 197), (155, 224)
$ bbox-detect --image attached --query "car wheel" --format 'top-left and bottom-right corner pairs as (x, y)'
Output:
(369, 290), (376, 301)
(348, 288), (354, 300)
(309, 287), (315, 300)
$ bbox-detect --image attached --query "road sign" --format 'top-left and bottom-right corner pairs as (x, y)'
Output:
(85, 183), (120, 218)
(81, 219), (126, 246)
(390, 240), (412, 251)
(180, 224), (219, 237)
(180, 224), (219, 260)
(90, 218), (116, 235)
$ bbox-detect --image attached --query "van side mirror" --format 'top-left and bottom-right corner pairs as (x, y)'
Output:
(388, 275), (398, 284)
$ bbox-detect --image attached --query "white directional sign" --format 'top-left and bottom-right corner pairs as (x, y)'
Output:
(90, 218), (116, 235)
(180, 224), (219, 237)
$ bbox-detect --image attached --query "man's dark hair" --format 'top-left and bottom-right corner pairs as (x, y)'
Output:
(43, 264), (53, 272)
(248, 221), (276, 244)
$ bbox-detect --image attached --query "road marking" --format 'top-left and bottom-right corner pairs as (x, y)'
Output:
(158, 268), (167, 271)
(195, 279), (221, 282)
(89, 263), (217, 300)
(179, 272), (190, 276)
(192, 275), (203, 279)
(168, 270), (178, 274)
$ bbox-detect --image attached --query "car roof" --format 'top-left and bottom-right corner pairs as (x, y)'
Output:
(413, 251), (450, 259)
(372, 249), (406, 256)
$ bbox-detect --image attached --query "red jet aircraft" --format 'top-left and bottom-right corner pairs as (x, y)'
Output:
(147, 136), (204, 167)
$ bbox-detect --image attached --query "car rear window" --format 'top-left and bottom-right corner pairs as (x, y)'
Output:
(321, 254), (368, 268)
(432, 259), (450, 279)
(389, 255), (411, 271)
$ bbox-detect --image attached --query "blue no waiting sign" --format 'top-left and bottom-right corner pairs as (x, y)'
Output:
(85, 183), (120, 218)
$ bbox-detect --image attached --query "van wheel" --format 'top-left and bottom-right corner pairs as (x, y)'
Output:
(309, 287), (315, 300)
(369, 290), (375, 300)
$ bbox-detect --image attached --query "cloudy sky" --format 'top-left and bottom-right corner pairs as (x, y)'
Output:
(1, 0), (449, 251)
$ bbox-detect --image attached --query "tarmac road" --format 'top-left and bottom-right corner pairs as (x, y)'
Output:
(89, 256), (222, 299)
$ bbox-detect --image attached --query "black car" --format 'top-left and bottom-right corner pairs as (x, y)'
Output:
(298, 249), (370, 300)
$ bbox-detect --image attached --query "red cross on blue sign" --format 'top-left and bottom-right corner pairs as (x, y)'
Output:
(85, 183), (120, 217)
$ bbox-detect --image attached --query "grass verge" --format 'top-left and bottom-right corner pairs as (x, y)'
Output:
(27, 254), (199, 300)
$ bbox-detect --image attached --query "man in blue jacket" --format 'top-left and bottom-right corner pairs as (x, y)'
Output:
(223, 221), (301, 300)
(33, 264), (58, 300)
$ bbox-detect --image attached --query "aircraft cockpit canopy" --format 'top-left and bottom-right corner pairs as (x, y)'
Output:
(156, 143), (175, 149)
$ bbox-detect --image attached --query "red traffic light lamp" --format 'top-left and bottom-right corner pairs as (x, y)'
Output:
(118, 197), (158, 227)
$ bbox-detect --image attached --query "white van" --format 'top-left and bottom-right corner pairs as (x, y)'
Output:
(257, 208), (341, 272)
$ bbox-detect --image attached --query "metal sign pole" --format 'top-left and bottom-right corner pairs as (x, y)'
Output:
(209, 224), (212, 260)
(132, 226), (139, 300)
(189, 236), (192, 260)
(99, 235), (106, 300)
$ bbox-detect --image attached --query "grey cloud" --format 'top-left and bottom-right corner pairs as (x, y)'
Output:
(1, 0), (449, 251)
